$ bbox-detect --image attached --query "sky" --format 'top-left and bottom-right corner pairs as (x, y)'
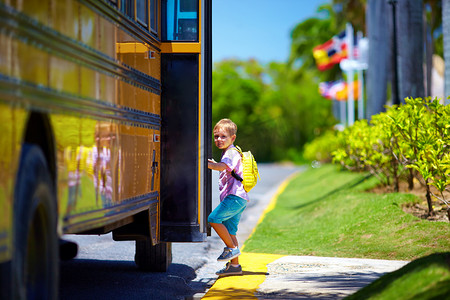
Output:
(212, 0), (330, 64)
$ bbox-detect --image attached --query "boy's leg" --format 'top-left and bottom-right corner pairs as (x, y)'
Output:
(215, 233), (243, 276)
(230, 235), (239, 265)
(208, 195), (246, 262)
(209, 223), (235, 248)
(222, 201), (246, 265)
(208, 195), (244, 249)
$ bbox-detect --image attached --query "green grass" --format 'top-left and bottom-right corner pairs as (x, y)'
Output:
(347, 252), (450, 300)
(243, 164), (450, 260)
(243, 164), (450, 299)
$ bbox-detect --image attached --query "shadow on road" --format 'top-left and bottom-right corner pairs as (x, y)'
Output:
(60, 259), (203, 300)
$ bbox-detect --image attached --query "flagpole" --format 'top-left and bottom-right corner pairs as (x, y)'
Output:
(358, 69), (365, 119)
(340, 100), (347, 125)
(346, 23), (355, 126)
(357, 31), (364, 120)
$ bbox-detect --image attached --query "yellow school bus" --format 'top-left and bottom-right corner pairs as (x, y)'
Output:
(0, 0), (212, 298)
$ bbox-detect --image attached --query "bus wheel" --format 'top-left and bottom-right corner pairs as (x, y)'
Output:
(12, 144), (58, 300)
(134, 240), (172, 272)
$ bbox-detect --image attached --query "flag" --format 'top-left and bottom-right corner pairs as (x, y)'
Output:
(313, 31), (348, 71)
(319, 81), (344, 100)
(319, 80), (359, 101)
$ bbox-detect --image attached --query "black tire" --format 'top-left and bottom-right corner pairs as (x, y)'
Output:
(12, 144), (58, 300)
(134, 240), (172, 272)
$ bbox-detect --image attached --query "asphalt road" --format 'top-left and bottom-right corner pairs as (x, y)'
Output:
(59, 163), (302, 300)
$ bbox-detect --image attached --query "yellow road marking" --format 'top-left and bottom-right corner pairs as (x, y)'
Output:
(202, 172), (298, 299)
(202, 252), (284, 299)
(241, 171), (297, 252)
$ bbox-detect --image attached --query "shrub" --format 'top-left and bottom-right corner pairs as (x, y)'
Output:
(331, 117), (407, 189)
(390, 97), (450, 218)
(303, 130), (340, 163)
(331, 97), (450, 219)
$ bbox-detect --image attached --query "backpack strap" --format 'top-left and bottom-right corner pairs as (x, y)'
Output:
(226, 146), (243, 182)
(233, 145), (243, 156)
(231, 170), (243, 182)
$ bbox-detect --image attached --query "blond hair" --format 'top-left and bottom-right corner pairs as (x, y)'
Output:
(213, 118), (237, 136)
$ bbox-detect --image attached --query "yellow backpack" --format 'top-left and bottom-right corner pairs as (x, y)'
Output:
(231, 146), (260, 192)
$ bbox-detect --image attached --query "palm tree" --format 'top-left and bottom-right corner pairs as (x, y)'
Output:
(397, 0), (425, 102)
(332, 0), (367, 33)
(444, 0), (450, 103)
(423, 0), (443, 97)
(366, 0), (390, 118)
(289, 4), (340, 82)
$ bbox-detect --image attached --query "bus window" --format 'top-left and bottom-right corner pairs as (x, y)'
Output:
(150, 0), (158, 34)
(120, 0), (135, 19)
(136, 0), (149, 28)
(162, 0), (198, 41)
(119, 1), (158, 36)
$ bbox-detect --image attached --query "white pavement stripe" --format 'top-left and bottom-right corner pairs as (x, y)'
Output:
(257, 256), (409, 298)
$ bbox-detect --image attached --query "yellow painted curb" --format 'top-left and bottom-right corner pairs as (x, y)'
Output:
(202, 172), (298, 299)
(242, 171), (298, 252)
(202, 252), (284, 299)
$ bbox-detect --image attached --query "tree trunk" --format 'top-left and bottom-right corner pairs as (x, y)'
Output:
(408, 168), (414, 191)
(392, 157), (399, 192)
(397, 0), (425, 102)
(444, 0), (450, 103)
(366, 0), (389, 119)
(425, 179), (435, 216)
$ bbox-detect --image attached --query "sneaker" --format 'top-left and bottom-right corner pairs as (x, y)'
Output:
(217, 247), (241, 262)
(216, 263), (242, 276)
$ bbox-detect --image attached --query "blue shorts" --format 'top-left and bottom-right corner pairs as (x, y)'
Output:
(208, 194), (247, 236)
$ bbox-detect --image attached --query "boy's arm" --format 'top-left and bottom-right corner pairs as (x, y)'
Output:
(208, 159), (227, 171)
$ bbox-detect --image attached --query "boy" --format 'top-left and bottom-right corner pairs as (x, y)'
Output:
(208, 118), (249, 276)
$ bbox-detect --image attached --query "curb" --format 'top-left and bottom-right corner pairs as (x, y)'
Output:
(201, 253), (284, 299)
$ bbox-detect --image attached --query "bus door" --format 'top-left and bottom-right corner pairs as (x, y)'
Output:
(160, 0), (212, 242)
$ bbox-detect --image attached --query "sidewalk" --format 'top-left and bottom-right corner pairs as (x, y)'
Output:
(196, 169), (409, 300)
(200, 253), (408, 300)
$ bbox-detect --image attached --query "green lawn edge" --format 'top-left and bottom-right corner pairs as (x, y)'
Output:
(243, 164), (450, 260)
(243, 164), (450, 299)
(346, 252), (450, 300)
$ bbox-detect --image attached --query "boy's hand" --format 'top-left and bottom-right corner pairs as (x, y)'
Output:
(208, 159), (227, 171)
